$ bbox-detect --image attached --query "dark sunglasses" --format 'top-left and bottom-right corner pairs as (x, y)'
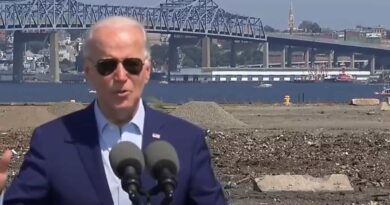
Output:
(95, 58), (144, 76)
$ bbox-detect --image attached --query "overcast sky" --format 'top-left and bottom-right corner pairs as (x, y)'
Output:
(80, 0), (390, 30)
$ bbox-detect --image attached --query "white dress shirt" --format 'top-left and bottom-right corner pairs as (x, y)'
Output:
(94, 99), (145, 205)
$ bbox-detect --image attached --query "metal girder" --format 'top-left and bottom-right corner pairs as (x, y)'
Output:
(0, 0), (266, 41)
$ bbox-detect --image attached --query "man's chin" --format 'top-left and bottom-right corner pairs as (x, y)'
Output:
(113, 100), (137, 112)
(113, 103), (132, 111)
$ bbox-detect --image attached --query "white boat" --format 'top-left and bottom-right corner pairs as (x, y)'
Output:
(374, 88), (390, 97)
(374, 84), (390, 97)
(88, 89), (96, 94)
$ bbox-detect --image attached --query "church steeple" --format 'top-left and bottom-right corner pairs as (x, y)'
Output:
(288, 1), (295, 34)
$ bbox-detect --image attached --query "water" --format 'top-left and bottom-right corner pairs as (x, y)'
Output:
(0, 81), (384, 104)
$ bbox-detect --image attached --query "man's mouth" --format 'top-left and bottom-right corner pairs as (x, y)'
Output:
(116, 90), (129, 96)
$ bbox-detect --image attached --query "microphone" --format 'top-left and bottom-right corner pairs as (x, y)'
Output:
(144, 140), (180, 201)
(109, 141), (145, 204)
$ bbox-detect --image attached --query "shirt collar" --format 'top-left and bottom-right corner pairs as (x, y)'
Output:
(94, 99), (145, 135)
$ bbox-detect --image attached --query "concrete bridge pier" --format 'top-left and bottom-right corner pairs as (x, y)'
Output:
(281, 47), (286, 68)
(304, 48), (310, 68)
(286, 46), (292, 67)
(328, 50), (334, 68)
(168, 35), (179, 75)
(370, 55), (376, 74)
(201, 36), (211, 68)
(261, 42), (269, 68)
(49, 32), (60, 83)
(333, 52), (339, 67)
(230, 40), (236, 68)
(12, 32), (24, 83)
(350, 53), (355, 69)
(309, 49), (316, 67)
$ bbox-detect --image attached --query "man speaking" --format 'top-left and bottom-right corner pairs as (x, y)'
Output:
(0, 16), (227, 205)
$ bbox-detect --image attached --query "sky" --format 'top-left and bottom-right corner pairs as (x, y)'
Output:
(80, 0), (390, 31)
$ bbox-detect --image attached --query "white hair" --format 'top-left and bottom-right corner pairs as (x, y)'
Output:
(82, 16), (150, 61)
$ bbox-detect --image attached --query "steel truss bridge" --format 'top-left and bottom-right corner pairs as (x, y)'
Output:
(0, 0), (266, 41)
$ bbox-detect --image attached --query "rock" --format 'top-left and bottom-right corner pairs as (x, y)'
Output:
(254, 174), (354, 192)
(350, 98), (380, 106)
(380, 102), (390, 111)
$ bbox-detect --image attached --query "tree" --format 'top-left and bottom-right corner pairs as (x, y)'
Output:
(298, 20), (322, 33)
(264, 25), (277, 32)
(311, 23), (321, 33)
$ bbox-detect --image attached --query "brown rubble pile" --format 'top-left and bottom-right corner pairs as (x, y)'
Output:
(46, 102), (86, 116)
(171, 101), (247, 129)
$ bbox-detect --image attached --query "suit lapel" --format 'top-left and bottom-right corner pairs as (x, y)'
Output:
(141, 104), (166, 190)
(142, 103), (167, 151)
(69, 104), (113, 205)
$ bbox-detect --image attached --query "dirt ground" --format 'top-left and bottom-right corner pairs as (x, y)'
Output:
(1, 102), (390, 204)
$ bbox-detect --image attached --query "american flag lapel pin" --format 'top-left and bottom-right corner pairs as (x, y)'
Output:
(152, 133), (161, 139)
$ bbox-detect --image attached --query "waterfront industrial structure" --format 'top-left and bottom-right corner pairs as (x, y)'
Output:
(0, 0), (389, 83)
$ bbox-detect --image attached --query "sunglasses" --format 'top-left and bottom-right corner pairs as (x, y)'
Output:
(94, 58), (144, 76)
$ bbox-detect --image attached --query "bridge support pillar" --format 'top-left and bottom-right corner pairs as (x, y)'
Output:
(49, 32), (61, 83)
(281, 47), (286, 68)
(328, 50), (334, 68)
(305, 48), (310, 68)
(168, 35), (178, 81)
(286, 46), (292, 67)
(350, 53), (355, 69)
(310, 48), (316, 67)
(230, 40), (236, 68)
(333, 52), (338, 67)
(261, 42), (269, 68)
(201, 36), (211, 68)
(12, 31), (24, 83)
(370, 55), (376, 74)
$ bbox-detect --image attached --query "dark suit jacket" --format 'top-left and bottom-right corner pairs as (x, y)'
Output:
(4, 103), (227, 205)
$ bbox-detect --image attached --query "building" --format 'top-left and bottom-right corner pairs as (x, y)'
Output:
(287, 1), (297, 33)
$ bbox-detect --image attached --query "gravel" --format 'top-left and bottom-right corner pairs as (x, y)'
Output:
(207, 128), (390, 204)
(3, 128), (390, 204)
(46, 102), (86, 116)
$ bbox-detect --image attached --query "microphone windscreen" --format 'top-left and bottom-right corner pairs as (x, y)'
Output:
(109, 141), (145, 178)
(144, 140), (180, 177)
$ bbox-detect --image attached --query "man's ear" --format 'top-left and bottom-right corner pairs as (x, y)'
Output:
(84, 65), (90, 75)
(143, 60), (151, 83)
(84, 63), (92, 83)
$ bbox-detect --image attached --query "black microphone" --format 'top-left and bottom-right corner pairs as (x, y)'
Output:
(144, 140), (180, 202)
(109, 141), (145, 205)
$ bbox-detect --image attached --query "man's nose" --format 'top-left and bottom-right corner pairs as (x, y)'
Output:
(113, 63), (128, 81)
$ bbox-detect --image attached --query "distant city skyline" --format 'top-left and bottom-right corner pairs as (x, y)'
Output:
(80, 0), (390, 31)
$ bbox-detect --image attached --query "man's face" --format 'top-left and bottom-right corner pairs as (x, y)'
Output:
(84, 25), (150, 116)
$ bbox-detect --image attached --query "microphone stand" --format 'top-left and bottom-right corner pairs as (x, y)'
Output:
(147, 182), (175, 205)
(129, 185), (174, 205)
(160, 179), (175, 205)
(123, 181), (141, 205)
(161, 197), (173, 205)
(140, 189), (152, 205)
(121, 166), (143, 205)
